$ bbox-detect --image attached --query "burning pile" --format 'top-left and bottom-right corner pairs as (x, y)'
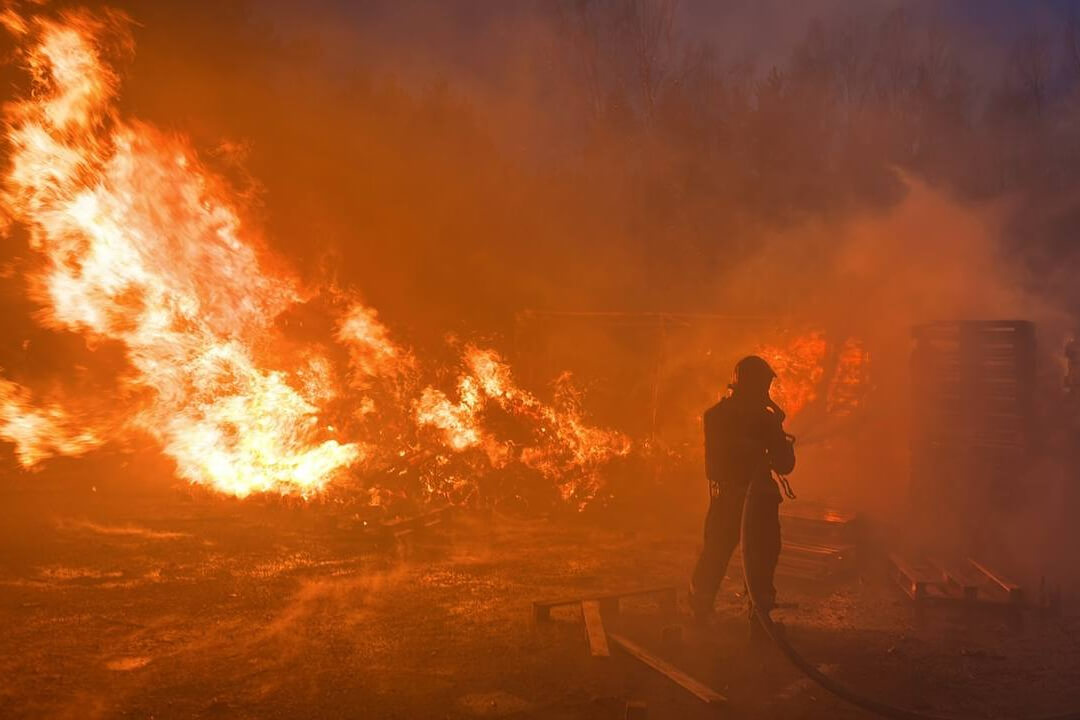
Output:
(756, 333), (871, 422)
(0, 9), (361, 497)
(414, 348), (631, 508)
(757, 332), (829, 418)
(0, 6), (868, 510)
(0, 7), (630, 507)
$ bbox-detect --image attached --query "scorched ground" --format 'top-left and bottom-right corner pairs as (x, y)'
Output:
(4, 471), (1080, 720)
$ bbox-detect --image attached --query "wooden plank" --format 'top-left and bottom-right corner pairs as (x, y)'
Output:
(382, 507), (452, 532)
(969, 559), (1023, 603)
(776, 558), (831, 578)
(581, 601), (610, 657)
(779, 505), (856, 525)
(783, 541), (855, 559)
(608, 633), (726, 706)
(889, 554), (933, 600)
(935, 560), (979, 600)
(778, 554), (847, 574)
(731, 551), (850, 581)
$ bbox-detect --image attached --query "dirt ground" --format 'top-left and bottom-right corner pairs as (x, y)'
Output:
(4, 471), (1080, 720)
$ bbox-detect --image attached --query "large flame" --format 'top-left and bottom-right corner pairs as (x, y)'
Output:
(1, 10), (359, 496)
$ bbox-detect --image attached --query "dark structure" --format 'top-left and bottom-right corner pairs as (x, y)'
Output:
(909, 321), (1036, 553)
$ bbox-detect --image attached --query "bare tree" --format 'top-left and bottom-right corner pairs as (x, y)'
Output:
(1065, 7), (1080, 79)
(622, 0), (680, 124)
(556, 0), (609, 119)
(557, 0), (680, 127)
(1012, 30), (1050, 117)
(870, 8), (914, 108)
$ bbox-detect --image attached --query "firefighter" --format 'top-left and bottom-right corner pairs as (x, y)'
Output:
(689, 355), (796, 634)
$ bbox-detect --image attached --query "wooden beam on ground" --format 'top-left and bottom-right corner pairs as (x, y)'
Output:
(581, 601), (610, 657)
(935, 559), (979, 601)
(381, 507), (453, 533)
(969, 558), (1023, 604)
(608, 633), (727, 706)
(889, 554), (924, 600)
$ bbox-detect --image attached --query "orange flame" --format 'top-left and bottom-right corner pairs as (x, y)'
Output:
(0, 378), (102, 467)
(336, 303), (415, 390)
(415, 347), (631, 507)
(0, 8), (630, 508)
(826, 338), (871, 417)
(757, 332), (871, 420)
(1, 10), (359, 496)
(757, 332), (828, 418)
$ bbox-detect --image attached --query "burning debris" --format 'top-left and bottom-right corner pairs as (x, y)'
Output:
(756, 332), (871, 422)
(1, 8), (362, 497)
(0, 376), (103, 466)
(414, 347), (632, 507)
(757, 332), (828, 418)
(0, 7), (634, 508)
(0, 6), (873, 513)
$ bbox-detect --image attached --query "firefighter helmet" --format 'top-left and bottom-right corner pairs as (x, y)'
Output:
(732, 355), (776, 389)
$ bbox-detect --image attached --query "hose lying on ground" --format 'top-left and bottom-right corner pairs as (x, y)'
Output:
(738, 487), (1080, 720)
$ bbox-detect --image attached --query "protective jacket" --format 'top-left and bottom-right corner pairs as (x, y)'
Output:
(703, 394), (795, 494)
(691, 391), (795, 619)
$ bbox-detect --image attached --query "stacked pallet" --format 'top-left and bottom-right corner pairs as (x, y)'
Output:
(778, 503), (859, 581)
(728, 503), (859, 582)
(910, 321), (1036, 524)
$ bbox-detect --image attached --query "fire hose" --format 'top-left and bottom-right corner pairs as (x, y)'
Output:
(738, 487), (1080, 720)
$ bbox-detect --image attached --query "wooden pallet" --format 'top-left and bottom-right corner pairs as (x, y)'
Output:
(888, 554), (1023, 610)
(728, 539), (856, 583)
(969, 558), (1024, 604)
(780, 504), (859, 545)
(889, 553), (941, 601)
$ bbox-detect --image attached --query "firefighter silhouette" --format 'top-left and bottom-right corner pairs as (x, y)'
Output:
(689, 355), (796, 629)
